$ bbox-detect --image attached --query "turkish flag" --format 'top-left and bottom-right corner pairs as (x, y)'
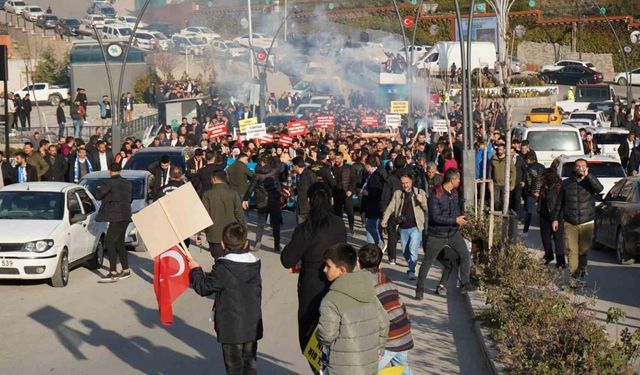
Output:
(153, 246), (190, 325)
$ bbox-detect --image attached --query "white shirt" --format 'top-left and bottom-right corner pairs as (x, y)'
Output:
(99, 152), (108, 171)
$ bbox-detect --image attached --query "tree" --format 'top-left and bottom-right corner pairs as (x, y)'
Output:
(148, 52), (178, 81)
(32, 48), (69, 86)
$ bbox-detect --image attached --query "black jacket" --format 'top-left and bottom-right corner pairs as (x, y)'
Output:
(380, 167), (409, 213)
(513, 154), (526, 184)
(524, 162), (546, 198)
(309, 161), (336, 191)
(552, 173), (604, 225)
(296, 167), (316, 216)
(185, 157), (205, 181)
(0, 161), (14, 185)
(157, 180), (184, 200)
(194, 163), (226, 196)
(190, 253), (263, 344)
(244, 164), (280, 209)
(281, 214), (347, 349)
(331, 163), (356, 194)
(56, 106), (66, 124)
(14, 164), (38, 182)
(627, 147), (640, 176)
(227, 160), (254, 199)
(427, 184), (462, 238)
(89, 150), (115, 172)
(538, 170), (562, 220)
(361, 168), (384, 219)
(95, 175), (132, 223)
(44, 155), (68, 182)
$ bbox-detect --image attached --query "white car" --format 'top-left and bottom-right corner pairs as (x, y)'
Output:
(555, 154), (626, 202)
(541, 59), (597, 73)
(134, 30), (170, 51)
(561, 119), (597, 129)
(211, 39), (247, 58)
(233, 33), (276, 49)
(180, 26), (221, 43)
(171, 35), (207, 55)
(592, 127), (629, 160)
(614, 68), (640, 86)
(3, 0), (27, 14)
(82, 14), (106, 28)
(0, 183), (107, 287)
(512, 124), (584, 167)
(116, 15), (146, 28)
(568, 110), (610, 127)
(22, 5), (44, 22)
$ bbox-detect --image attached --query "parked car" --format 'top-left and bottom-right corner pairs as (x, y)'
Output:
(80, 171), (152, 251)
(145, 23), (180, 38)
(555, 154), (625, 202)
(592, 127), (629, 160)
(116, 15), (146, 28)
(594, 176), (640, 264)
(82, 14), (106, 28)
(511, 124), (584, 167)
(233, 33), (276, 49)
(568, 110), (609, 127)
(36, 14), (58, 29)
(171, 35), (207, 55)
(180, 26), (221, 43)
(540, 59), (597, 73)
(22, 5), (44, 22)
(586, 101), (616, 116)
(526, 106), (563, 125)
(102, 24), (132, 40)
(87, 2), (117, 18)
(57, 18), (82, 37)
(123, 147), (188, 172)
(14, 83), (68, 106)
(4, 0), (27, 14)
(211, 39), (247, 59)
(560, 119), (597, 129)
(0, 183), (107, 287)
(556, 84), (616, 113)
(613, 67), (640, 87)
(134, 30), (170, 51)
(540, 66), (603, 85)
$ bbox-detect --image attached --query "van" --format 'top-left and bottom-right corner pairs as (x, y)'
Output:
(102, 25), (132, 40)
(511, 124), (584, 167)
(415, 41), (497, 76)
(87, 2), (117, 18)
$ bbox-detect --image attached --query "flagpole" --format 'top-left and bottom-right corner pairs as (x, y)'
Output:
(157, 199), (193, 260)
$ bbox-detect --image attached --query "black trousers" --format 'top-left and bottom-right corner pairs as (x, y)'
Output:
(25, 111), (31, 130)
(209, 242), (224, 260)
(221, 341), (257, 375)
(333, 190), (354, 230)
(256, 206), (282, 251)
(510, 184), (522, 216)
(386, 216), (399, 262)
(105, 221), (129, 273)
(539, 216), (566, 266)
(417, 232), (471, 291)
(18, 111), (26, 129)
(494, 185), (505, 212)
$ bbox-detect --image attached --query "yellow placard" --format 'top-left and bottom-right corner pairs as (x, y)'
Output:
(379, 366), (406, 375)
(304, 327), (323, 372)
(390, 101), (409, 114)
(239, 117), (258, 132)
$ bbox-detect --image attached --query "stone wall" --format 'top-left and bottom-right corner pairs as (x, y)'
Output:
(516, 41), (615, 78)
(3, 13), (71, 61)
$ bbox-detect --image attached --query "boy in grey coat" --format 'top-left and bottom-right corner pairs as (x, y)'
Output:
(317, 243), (389, 375)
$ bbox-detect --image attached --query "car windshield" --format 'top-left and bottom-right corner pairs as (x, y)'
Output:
(570, 113), (596, 120)
(29, 7), (42, 11)
(15, 1), (26, 5)
(118, 28), (132, 36)
(561, 161), (625, 178)
(94, 16), (104, 21)
(594, 133), (628, 145)
(188, 37), (206, 45)
(81, 178), (145, 200)
(0, 192), (64, 220)
(65, 20), (81, 27)
(531, 108), (554, 114)
(153, 32), (167, 40)
(293, 81), (310, 90)
(526, 131), (581, 151)
(124, 153), (185, 171)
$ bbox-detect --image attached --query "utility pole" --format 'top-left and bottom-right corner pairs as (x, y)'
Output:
(284, 0), (287, 42)
(2, 45), (8, 157)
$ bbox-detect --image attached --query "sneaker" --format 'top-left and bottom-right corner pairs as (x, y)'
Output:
(389, 260), (396, 265)
(460, 284), (477, 294)
(435, 284), (447, 296)
(98, 273), (118, 283)
(117, 270), (132, 280)
(407, 272), (417, 281)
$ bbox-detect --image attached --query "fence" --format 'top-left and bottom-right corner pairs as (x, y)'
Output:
(122, 113), (159, 140)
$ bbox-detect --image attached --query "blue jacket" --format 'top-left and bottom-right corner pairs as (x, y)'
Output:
(475, 146), (493, 179)
(427, 184), (462, 238)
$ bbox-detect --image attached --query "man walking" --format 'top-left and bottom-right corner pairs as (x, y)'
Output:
(56, 101), (67, 138)
(361, 154), (385, 248)
(332, 151), (356, 234)
(23, 94), (32, 130)
(96, 163), (133, 283)
(415, 169), (474, 299)
(291, 156), (315, 223)
(226, 152), (254, 203)
(489, 142), (515, 211)
(123, 92), (135, 122)
(551, 158), (603, 287)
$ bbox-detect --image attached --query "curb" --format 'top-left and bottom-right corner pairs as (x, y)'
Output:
(464, 289), (508, 375)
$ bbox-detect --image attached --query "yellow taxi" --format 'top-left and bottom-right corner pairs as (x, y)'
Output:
(525, 106), (563, 125)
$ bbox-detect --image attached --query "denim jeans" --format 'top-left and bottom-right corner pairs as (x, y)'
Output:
(365, 217), (382, 246)
(72, 119), (82, 139)
(399, 226), (421, 274)
(58, 122), (66, 138)
(379, 350), (413, 375)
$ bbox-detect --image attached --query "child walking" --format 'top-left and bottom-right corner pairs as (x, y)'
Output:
(189, 222), (263, 375)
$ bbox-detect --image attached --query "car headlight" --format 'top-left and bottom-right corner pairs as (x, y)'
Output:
(23, 240), (55, 253)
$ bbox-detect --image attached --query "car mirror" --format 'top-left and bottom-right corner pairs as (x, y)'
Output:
(70, 212), (87, 224)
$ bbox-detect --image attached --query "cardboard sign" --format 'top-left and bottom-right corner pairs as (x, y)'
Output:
(288, 120), (308, 136)
(256, 133), (274, 144)
(379, 367), (406, 375)
(239, 117), (258, 133)
(245, 123), (267, 140)
(278, 134), (293, 148)
(132, 183), (213, 259)
(207, 123), (227, 139)
(315, 115), (335, 130)
(304, 327), (326, 373)
(432, 119), (448, 133)
(361, 115), (379, 127)
(390, 100), (409, 114)
(385, 114), (402, 128)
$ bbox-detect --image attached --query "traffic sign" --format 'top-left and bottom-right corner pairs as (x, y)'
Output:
(328, 3), (335, 10)
(403, 16), (414, 28)
(390, 101), (409, 114)
(432, 119), (448, 133)
(385, 114), (402, 128)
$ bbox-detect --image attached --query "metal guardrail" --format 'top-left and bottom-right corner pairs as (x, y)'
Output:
(121, 113), (159, 140)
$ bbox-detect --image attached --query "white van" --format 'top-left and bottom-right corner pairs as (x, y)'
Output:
(134, 30), (170, 51)
(415, 41), (497, 76)
(102, 25), (132, 40)
(512, 124), (584, 167)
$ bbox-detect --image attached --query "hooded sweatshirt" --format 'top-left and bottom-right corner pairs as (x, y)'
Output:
(190, 252), (263, 344)
(317, 271), (389, 375)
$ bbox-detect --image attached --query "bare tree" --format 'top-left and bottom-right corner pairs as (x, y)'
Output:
(149, 52), (178, 81)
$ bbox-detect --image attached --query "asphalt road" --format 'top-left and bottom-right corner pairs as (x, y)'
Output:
(0, 211), (492, 375)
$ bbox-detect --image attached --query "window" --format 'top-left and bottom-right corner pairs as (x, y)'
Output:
(0, 192), (64, 220)
(34, 84), (45, 90)
(560, 161), (625, 178)
(593, 133), (628, 145)
(530, 108), (554, 114)
(526, 131), (581, 152)
(427, 53), (439, 62)
(605, 180), (625, 201)
(67, 192), (82, 215)
(76, 190), (96, 214)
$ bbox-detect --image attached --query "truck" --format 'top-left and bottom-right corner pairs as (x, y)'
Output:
(555, 83), (615, 113)
(414, 41), (497, 76)
(14, 83), (69, 106)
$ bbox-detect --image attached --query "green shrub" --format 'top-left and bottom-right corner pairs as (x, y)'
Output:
(133, 71), (161, 104)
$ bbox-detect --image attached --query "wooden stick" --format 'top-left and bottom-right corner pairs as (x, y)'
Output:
(157, 199), (193, 260)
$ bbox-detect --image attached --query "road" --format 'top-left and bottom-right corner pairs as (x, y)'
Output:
(0, 211), (493, 375)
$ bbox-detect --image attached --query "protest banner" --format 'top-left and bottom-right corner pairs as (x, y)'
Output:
(432, 119), (449, 133)
(239, 117), (258, 133)
(207, 123), (227, 139)
(314, 115), (335, 130)
(390, 100), (409, 114)
(256, 133), (274, 144)
(385, 114), (402, 128)
(361, 115), (379, 127)
(288, 120), (308, 136)
(244, 123), (268, 140)
(278, 134), (293, 148)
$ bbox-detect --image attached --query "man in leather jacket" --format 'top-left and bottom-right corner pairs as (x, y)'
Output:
(332, 151), (356, 234)
(551, 158), (603, 286)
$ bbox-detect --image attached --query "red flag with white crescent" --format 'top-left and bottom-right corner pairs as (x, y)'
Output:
(153, 245), (190, 325)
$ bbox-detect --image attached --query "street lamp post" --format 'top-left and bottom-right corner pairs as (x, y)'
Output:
(92, 25), (116, 147)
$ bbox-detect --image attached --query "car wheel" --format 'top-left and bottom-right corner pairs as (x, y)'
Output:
(50, 249), (69, 287)
(616, 229), (635, 265)
(86, 239), (104, 270)
(49, 94), (62, 106)
(617, 78), (627, 86)
(578, 78), (588, 84)
(541, 74), (550, 83)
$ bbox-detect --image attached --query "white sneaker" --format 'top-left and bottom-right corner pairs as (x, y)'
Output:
(389, 260), (396, 265)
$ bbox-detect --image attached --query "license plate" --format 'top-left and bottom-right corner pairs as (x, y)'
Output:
(1, 259), (14, 267)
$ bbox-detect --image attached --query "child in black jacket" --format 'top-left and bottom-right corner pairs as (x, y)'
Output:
(189, 222), (263, 374)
